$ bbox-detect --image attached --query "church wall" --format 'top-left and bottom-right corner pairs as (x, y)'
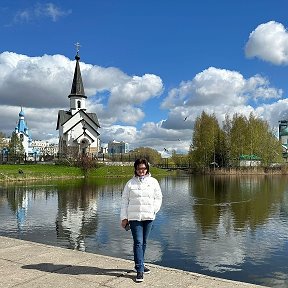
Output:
(62, 114), (82, 134)
(16, 133), (29, 155)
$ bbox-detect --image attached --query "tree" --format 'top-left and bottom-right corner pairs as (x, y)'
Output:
(190, 111), (221, 169)
(131, 147), (162, 165)
(9, 132), (25, 163)
(76, 154), (97, 177)
(230, 114), (248, 166)
(171, 150), (190, 167)
(222, 114), (232, 167)
(0, 131), (6, 150)
(190, 111), (283, 169)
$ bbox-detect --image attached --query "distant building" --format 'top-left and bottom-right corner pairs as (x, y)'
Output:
(239, 154), (261, 167)
(31, 140), (58, 157)
(56, 50), (101, 158)
(279, 120), (288, 158)
(108, 140), (129, 154)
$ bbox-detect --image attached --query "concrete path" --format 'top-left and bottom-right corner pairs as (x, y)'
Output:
(0, 236), (267, 288)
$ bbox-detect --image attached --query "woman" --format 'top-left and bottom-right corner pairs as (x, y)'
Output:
(120, 158), (162, 282)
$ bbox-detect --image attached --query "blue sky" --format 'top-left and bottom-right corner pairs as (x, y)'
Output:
(1, 0), (288, 154)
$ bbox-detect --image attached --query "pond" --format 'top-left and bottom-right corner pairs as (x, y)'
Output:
(0, 175), (288, 287)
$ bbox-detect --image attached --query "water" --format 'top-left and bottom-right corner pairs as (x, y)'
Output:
(1, 175), (288, 287)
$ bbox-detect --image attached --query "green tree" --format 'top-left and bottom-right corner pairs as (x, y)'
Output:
(171, 150), (190, 167)
(222, 114), (232, 167)
(0, 132), (6, 150)
(131, 147), (162, 165)
(190, 111), (221, 169)
(191, 111), (283, 169)
(9, 132), (25, 163)
(230, 114), (248, 166)
(244, 113), (282, 166)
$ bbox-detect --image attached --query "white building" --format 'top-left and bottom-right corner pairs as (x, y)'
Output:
(31, 140), (58, 157)
(56, 51), (101, 158)
(108, 140), (129, 154)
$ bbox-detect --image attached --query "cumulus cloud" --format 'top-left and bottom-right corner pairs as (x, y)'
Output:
(98, 125), (138, 145)
(105, 74), (163, 124)
(161, 67), (282, 110)
(160, 67), (283, 138)
(245, 21), (288, 65)
(0, 52), (73, 108)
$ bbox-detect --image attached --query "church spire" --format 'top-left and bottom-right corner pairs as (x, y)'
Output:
(68, 43), (86, 99)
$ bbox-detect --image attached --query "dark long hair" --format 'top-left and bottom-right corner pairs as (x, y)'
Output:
(134, 158), (150, 176)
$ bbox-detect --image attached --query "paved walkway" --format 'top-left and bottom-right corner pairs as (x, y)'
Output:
(0, 236), (267, 288)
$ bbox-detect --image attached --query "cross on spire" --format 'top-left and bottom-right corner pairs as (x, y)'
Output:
(74, 42), (81, 53)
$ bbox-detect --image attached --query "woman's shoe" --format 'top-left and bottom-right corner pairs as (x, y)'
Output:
(136, 272), (144, 282)
(143, 266), (151, 274)
(134, 266), (151, 274)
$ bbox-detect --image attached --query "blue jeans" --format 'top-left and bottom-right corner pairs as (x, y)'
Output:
(129, 220), (153, 273)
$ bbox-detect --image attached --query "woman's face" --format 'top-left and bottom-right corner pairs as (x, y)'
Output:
(136, 164), (147, 176)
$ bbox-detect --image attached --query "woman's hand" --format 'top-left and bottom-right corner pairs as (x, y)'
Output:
(121, 219), (128, 228)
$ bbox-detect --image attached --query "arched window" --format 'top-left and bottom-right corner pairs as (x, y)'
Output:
(20, 134), (24, 142)
(77, 100), (81, 109)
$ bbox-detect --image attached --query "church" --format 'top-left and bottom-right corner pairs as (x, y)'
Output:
(14, 108), (40, 160)
(56, 50), (101, 158)
(15, 108), (31, 154)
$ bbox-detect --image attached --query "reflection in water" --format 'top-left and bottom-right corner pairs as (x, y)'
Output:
(1, 175), (288, 287)
(56, 181), (99, 251)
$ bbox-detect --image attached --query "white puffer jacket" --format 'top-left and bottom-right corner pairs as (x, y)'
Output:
(120, 174), (162, 221)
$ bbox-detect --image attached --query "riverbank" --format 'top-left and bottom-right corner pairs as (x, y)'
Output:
(0, 163), (175, 182)
(195, 166), (288, 175)
(1, 162), (287, 182)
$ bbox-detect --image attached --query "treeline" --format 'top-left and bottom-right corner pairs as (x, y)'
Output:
(189, 111), (283, 169)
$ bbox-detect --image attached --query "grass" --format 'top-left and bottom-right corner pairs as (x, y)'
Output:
(0, 163), (175, 181)
(89, 165), (175, 177)
(0, 164), (82, 181)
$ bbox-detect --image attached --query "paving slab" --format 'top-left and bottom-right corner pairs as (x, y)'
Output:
(0, 236), (267, 288)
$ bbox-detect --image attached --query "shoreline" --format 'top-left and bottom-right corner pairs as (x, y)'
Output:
(0, 164), (287, 183)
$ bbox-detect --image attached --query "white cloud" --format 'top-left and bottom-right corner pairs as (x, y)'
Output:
(0, 52), (73, 108)
(13, 3), (71, 24)
(99, 125), (138, 145)
(110, 74), (163, 106)
(245, 21), (288, 65)
(161, 67), (282, 110)
(39, 3), (71, 22)
(106, 74), (163, 124)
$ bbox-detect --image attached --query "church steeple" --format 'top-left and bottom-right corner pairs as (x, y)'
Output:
(68, 43), (87, 114)
(69, 49), (86, 98)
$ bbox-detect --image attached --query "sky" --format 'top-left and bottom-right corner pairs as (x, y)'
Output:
(1, 0), (288, 155)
